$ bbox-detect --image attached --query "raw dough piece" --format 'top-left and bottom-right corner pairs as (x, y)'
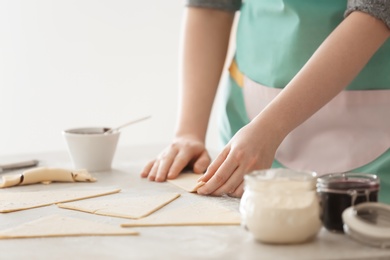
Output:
(0, 167), (96, 188)
(0, 215), (138, 239)
(58, 193), (181, 219)
(121, 198), (241, 227)
(0, 188), (120, 213)
(167, 172), (205, 192)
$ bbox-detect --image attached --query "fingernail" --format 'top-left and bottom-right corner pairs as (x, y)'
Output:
(197, 187), (206, 195)
(155, 177), (164, 182)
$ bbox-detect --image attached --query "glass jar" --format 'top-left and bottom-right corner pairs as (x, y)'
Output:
(240, 168), (322, 244)
(317, 173), (380, 233)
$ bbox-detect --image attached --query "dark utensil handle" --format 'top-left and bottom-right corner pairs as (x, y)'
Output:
(0, 159), (39, 173)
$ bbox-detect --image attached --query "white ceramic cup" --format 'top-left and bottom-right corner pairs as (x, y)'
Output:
(62, 127), (120, 172)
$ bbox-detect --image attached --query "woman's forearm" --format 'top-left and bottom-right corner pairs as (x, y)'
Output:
(254, 11), (390, 142)
(175, 7), (235, 142)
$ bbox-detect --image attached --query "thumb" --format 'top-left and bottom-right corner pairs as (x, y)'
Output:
(193, 151), (211, 174)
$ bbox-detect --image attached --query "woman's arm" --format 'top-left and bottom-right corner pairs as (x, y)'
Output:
(175, 7), (235, 144)
(198, 10), (390, 197)
(141, 7), (235, 181)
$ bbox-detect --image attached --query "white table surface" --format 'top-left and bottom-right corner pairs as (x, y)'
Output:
(0, 144), (389, 260)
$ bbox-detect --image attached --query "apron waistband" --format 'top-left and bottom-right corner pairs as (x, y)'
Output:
(229, 59), (244, 88)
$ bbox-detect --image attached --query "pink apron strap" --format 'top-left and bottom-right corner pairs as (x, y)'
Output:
(243, 76), (390, 174)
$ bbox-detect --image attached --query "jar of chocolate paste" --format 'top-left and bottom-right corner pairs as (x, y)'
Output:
(317, 173), (380, 232)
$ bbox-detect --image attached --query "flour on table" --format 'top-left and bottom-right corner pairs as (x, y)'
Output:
(0, 215), (138, 239)
(58, 193), (181, 219)
(0, 188), (120, 213)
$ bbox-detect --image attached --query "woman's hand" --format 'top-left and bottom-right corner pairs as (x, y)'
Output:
(140, 136), (211, 182)
(197, 121), (281, 198)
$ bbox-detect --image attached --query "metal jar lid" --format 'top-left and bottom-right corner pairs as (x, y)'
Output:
(342, 202), (390, 248)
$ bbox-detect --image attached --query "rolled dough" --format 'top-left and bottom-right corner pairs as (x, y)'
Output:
(58, 193), (181, 219)
(0, 188), (120, 213)
(167, 172), (205, 192)
(0, 167), (96, 188)
(121, 197), (241, 227)
(0, 215), (138, 239)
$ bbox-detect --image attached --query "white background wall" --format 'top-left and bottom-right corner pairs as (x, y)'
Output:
(0, 0), (232, 157)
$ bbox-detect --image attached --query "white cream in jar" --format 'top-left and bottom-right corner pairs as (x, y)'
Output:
(240, 168), (322, 244)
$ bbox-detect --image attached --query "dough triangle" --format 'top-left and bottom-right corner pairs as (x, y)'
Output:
(167, 172), (205, 192)
(0, 215), (138, 239)
(0, 188), (120, 213)
(121, 197), (240, 227)
(58, 193), (180, 219)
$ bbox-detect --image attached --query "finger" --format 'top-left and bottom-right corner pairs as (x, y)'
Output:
(167, 150), (197, 179)
(198, 147), (230, 183)
(210, 165), (245, 196)
(140, 160), (155, 178)
(147, 160), (160, 181)
(193, 151), (211, 174)
(155, 149), (178, 182)
(197, 154), (238, 195)
(228, 181), (244, 198)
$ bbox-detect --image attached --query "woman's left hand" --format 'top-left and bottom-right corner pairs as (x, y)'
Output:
(197, 120), (281, 197)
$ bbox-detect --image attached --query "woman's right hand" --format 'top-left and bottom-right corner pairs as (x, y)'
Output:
(140, 136), (211, 182)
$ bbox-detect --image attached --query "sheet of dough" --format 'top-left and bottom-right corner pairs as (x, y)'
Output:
(0, 188), (120, 213)
(58, 193), (181, 219)
(0, 215), (138, 239)
(167, 172), (205, 192)
(121, 198), (241, 227)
